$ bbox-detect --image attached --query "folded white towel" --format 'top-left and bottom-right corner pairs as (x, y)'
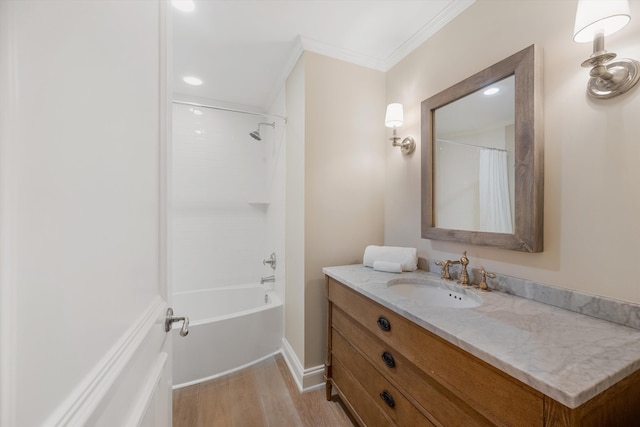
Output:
(373, 261), (402, 273)
(363, 245), (417, 272)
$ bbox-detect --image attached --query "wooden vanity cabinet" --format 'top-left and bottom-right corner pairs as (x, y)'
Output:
(325, 277), (640, 427)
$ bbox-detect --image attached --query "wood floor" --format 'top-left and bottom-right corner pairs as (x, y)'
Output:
(173, 354), (355, 427)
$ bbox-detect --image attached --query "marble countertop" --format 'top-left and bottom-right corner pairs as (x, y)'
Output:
(323, 264), (640, 409)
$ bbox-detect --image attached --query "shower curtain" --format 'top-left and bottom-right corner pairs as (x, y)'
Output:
(479, 149), (513, 233)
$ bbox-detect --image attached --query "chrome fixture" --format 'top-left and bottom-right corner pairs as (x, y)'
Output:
(384, 103), (415, 155)
(165, 308), (189, 337)
(574, 0), (639, 99)
(476, 267), (496, 292)
(172, 100), (287, 122)
(458, 251), (470, 286)
(249, 122), (275, 141)
(435, 259), (460, 280)
(260, 275), (275, 284)
(263, 252), (276, 270)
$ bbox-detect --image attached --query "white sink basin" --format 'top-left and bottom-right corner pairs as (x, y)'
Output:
(386, 278), (481, 308)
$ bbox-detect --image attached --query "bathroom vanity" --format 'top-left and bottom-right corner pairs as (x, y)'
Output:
(324, 265), (640, 426)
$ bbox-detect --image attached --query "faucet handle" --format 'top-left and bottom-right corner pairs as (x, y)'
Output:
(477, 268), (496, 292)
(459, 251), (469, 266)
(435, 260), (450, 279)
(263, 252), (277, 270)
(435, 260), (460, 280)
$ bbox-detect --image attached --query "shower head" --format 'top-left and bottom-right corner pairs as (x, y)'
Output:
(249, 122), (275, 141)
(250, 130), (261, 141)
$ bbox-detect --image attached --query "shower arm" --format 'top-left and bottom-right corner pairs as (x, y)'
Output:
(250, 122), (275, 141)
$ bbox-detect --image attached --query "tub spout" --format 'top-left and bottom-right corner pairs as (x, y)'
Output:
(260, 275), (275, 284)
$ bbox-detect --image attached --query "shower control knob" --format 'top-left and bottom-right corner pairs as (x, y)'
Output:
(263, 252), (277, 270)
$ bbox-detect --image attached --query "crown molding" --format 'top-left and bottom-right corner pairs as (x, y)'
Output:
(384, 0), (475, 71)
(299, 35), (387, 71)
(263, 0), (476, 111)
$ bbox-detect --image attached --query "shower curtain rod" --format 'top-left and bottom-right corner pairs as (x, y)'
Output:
(436, 138), (507, 153)
(171, 100), (287, 123)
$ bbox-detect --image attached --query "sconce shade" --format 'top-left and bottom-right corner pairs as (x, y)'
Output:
(573, 0), (631, 43)
(385, 103), (404, 128)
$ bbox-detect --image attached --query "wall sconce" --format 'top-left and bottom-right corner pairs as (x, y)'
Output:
(573, 0), (639, 99)
(385, 103), (415, 155)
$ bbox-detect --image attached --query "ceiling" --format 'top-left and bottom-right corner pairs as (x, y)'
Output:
(171, 0), (474, 111)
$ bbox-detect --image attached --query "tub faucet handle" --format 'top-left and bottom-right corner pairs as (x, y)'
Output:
(263, 252), (277, 270)
(165, 307), (190, 337)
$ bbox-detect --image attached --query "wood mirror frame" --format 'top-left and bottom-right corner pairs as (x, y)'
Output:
(421, 45), (543, 252)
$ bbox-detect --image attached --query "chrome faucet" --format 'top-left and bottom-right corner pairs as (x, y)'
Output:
(260, 275), (275, 284)
(435, 259), (460, 280)
(263, 252), (277, 270)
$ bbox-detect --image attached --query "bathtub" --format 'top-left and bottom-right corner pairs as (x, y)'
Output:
(171, 285), (283, 388)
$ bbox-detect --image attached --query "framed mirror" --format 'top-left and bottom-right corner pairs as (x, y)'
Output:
(421, 45), (543, 252)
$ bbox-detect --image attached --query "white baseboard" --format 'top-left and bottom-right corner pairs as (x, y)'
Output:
(281, 338), (325, 393)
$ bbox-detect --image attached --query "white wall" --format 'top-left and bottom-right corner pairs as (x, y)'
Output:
(171, 103), (284, 292)
(386, 0), (640, 304)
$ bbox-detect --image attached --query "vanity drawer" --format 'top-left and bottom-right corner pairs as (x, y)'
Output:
(333, 305), (494, 427)
(328, 278), (544, 426)
(332, 357), (394, 427)
(332, 329), (435, 427)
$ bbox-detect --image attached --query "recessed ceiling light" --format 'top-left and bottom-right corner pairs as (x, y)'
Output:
(189, 108), (203, 116)
(194, 130), (204, 135)
(172, 0), (195, 12)
(483, 87), (500, 96)
(183, 76), (203, 86)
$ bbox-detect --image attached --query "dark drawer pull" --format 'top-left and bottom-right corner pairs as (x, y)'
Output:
(377, 316), (391, 332)
(381, 351), (395, 368)
(379, 390), (395, 408)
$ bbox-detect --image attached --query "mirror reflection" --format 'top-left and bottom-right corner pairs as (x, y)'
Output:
(434, 75), (515, 233)
(421, 44), (543, 253)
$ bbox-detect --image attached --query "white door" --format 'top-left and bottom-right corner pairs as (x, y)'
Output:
(0, 1), (177, 425)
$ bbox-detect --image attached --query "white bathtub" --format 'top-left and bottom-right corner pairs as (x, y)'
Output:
(171, 285), (283, 388)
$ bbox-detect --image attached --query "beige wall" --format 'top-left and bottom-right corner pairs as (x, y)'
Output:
(286, 51), (386, 369)
(285, 56), (306, 364)
(386, 0), (640, 303)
